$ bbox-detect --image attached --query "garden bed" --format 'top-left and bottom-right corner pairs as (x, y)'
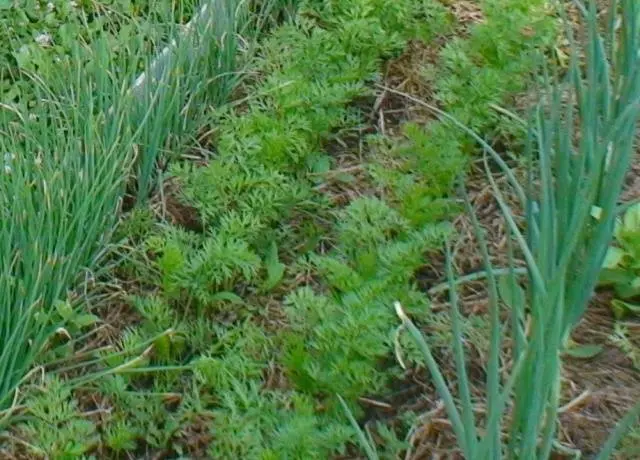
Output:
(0, 0), (638, 458)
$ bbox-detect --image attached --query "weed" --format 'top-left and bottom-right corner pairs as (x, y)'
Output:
(18, 377), (98, 458)
(610, 324), (640, 370)
(600, 203), (640, 318)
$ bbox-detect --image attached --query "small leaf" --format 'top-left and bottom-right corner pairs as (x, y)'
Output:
(622, 203), (640, 233)
(210, 291), (244, 304)
(54, 300), (73, 320)
(564, 344), (603, 359)
(309, 155), (331, 174)
(614, 280), (640, 300)
(334, 172), (357, 184)
(611, 299), (640, 320)
(73, 314), (100, 328)
(602, 246), (627, 269)
(598, 268), (634, 287)
(13, 45), (32, 69)
(263, 241), (285, 291)
(498, 274), (525, 309)
(154, 335), (171, 361)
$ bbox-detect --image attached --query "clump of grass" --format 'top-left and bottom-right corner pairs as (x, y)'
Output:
(353, 1), (640, 458)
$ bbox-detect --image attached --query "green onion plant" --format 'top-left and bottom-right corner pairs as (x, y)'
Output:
(128, 0), (242, 203)
(0, 39), (143, 417)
